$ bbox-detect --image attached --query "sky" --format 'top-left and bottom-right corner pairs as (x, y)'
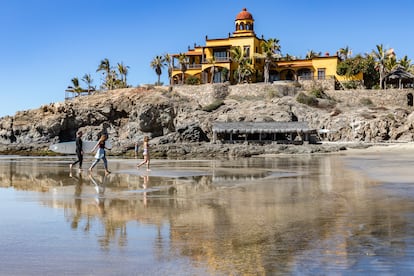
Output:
(1, 0), (414, 118)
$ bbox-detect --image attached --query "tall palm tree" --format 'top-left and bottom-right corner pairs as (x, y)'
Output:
(207, 56), (216, 84)
(150, 55), (165, 85)
(338, 46), (352, 61)
(117, 62), (129, 88)
(178, 53), (188, 84)
(164, 53), (173, 86)
(399, 55), (412, 71)
(254, 38), (281, 83)
(306, 50), (321, 59)
(66, 77), (84, 95)
(230, 46), (255, 84)
(96, 58), (113, 90)
(230, 46), (245, 84)
(371, 44), (395, 89)
(81, 73), (95, 94)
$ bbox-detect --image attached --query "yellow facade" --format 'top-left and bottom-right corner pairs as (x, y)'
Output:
(170, 8), (362, 85)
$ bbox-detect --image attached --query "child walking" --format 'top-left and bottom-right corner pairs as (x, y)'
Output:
(89, 134), (111, 175)
(136, 136), (151, 171)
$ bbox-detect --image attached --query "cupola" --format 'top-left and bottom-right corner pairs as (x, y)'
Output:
(234, 8), (255, 37)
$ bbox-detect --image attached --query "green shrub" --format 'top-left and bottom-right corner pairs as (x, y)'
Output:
(360, 97), (373, 106)
(202, 100), (224, 112)
(185, 76), (200, 85)
(296, 92), (318, 107)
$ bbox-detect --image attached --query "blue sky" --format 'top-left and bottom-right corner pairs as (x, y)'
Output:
(1, 0), (414, 118)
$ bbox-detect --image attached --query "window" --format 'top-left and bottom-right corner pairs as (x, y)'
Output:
(317, 68), (326, 80)
(213, 49), (228, 62)
(243, 46), (250, 57)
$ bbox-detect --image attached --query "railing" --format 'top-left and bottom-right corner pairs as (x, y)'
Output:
(297, 75), (335, 81)
(173, 64), (202, 70)
(213, 57), (230, 62)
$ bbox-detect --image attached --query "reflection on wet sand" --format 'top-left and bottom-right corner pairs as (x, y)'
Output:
(0, 155), (414, 274)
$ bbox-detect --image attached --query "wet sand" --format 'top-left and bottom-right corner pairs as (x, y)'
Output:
(1, 145), (414, 275)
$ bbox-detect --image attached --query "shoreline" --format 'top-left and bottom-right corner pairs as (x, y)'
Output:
(3, 141), (414, 158)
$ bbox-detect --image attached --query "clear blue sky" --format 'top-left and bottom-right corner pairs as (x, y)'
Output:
(1, 0), (414, 118)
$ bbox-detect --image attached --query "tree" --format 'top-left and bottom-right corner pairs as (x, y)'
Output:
(96, 58), (114, 90)
(371, 44), (395, 89)
(164, 53), (173, 86)
(399, 55), (414, 73)
(230, 46), (254, 84)
(306, 50), (321, 59)
(150, 55), (165, 85)
(178, 53), (188, 84)
(230, 46), (245, 84)
(117, 62), (129, 88)
(81, 73), (95, 94)
(207, 56), (216, 84)
(254, 38), (281, 83)
(66, 77), (84, 95)
(338, 46), (352, 61)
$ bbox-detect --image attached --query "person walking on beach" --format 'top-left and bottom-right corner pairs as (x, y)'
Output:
(89, 134), (111, 175)
(136, 136), (151, 171)
(69, 130), (84, 171)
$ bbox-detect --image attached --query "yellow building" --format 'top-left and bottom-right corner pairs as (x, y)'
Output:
(171, 8), (362, 85)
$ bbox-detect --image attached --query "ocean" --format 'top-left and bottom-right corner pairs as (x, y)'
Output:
(0, 151), (413, 275)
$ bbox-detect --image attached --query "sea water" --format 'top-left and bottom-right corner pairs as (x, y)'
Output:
(0, 153), (413, 275)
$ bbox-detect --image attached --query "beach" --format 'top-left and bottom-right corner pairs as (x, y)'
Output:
(1, 144), (414, 275)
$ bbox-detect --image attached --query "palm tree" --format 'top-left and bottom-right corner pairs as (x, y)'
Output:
(255, 38), (281, 83)
(150, 55), (165, 85)
(230, 46), (245, 84)
(306, 50), (321, 59)
(398, 55), (413, 72)
(96, 58), (113, 90)
(371, 44), (395, 89)
(178, 53), (188, 84)
(230, 46), (255, 84)
(164, 53), (173, 86)
(66, 77), (84, 96)
(207, 56), (216, 83)
(81, 73), (95, 94)
(117, 62), (129, 88)
(338, 46), (352, 61)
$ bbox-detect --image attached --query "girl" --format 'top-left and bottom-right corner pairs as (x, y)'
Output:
(136, 136), (150, 171)
(89, 134), (111, 174)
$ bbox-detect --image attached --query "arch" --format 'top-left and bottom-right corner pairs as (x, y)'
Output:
(202, 66), (229, 83)
(407, 93), (413, 106)
(240, 22), (245, 30)
(279, 69), (296, 81)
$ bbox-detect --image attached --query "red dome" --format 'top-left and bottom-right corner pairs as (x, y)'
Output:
(236, 8), (253, 20)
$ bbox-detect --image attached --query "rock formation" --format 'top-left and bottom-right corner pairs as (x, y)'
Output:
(0, 83), (413, 157)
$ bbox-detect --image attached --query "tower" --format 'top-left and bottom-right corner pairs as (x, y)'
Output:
(233, 8), (255, 37)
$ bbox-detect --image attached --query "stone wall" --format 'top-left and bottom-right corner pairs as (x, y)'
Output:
(173, 83), (414, 109)
(299, 79), (335, 91)
(325, 89), (414, 108)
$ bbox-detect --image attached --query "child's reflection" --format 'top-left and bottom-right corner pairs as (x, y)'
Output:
(89, 174), (108, 216)
(141, 174), (150, 207)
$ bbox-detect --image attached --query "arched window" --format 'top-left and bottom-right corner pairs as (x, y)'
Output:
(240, 22), (245, 30)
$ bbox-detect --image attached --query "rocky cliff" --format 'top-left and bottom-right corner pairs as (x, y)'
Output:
(1, 84), (413, 157)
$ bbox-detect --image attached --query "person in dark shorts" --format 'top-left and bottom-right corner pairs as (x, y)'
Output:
(70, 131), (84, 171)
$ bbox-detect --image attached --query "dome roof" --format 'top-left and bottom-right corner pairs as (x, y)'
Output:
(236, 8), (253, 20)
